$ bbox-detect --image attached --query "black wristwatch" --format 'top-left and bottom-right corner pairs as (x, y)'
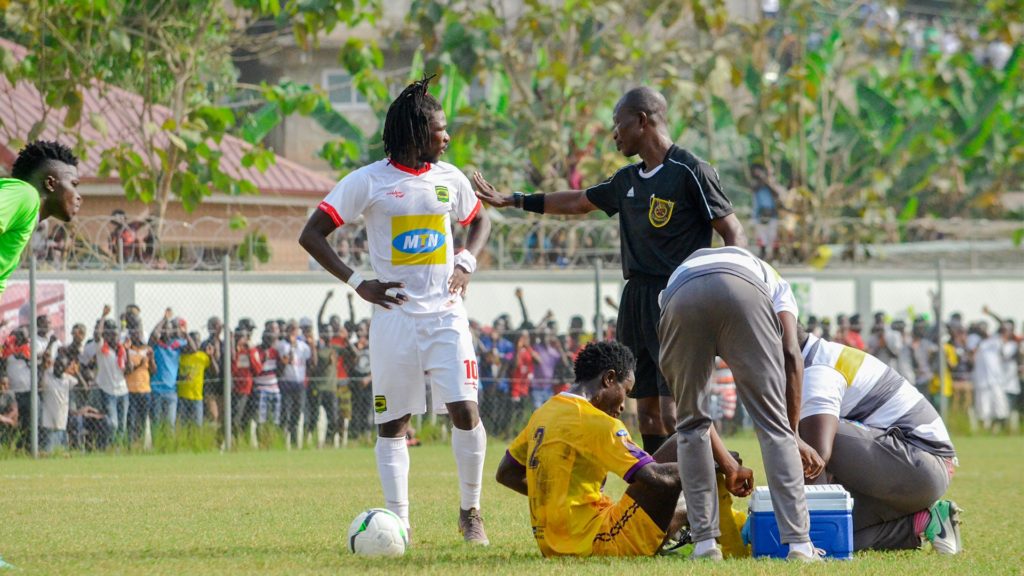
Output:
(513, 191), (524, 209)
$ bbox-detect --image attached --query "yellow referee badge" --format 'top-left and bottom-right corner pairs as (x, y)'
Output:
(648, 196), (675, 228)
(374, 395), (387, 414)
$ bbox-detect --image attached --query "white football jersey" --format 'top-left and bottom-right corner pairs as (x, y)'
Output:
(319, 159), (482, 315)
(800, 333), (955, 457)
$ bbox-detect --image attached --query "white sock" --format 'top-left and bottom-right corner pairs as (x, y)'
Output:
(451, 421), (486, 510)
(375, 435), (410, 528)
(693, 538), (718, 556)
(789, 541), (815, 556)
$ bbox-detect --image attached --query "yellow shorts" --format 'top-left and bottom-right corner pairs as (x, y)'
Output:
(589, 494), (666, 557)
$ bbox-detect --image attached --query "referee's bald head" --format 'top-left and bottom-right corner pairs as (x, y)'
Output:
(615, 87), (668, 128)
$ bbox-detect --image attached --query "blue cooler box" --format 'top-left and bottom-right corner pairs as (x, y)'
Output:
(749, 484), (853, 559)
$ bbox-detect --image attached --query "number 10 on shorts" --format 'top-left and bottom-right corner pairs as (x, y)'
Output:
(463, 360), (478, 380)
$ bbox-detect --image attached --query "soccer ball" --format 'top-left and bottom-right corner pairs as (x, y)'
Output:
(347, 508), (408, 557)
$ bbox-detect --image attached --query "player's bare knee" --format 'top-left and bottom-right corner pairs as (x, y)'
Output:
(446, 401), (480, 430)
(377, 414), (412, 438)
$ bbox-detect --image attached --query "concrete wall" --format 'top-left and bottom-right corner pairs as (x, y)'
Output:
(11, 267), (1024, 340)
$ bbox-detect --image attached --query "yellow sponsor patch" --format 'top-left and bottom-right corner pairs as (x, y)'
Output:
(391, 214), (447, 265)
(835, 347), (866, 386)
(648, 196), (675, 228)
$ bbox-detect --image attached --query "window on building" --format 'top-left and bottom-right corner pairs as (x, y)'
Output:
(323, 70), (368, 107)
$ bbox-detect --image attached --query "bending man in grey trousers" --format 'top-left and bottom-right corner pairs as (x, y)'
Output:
(658, 246), (815, 561)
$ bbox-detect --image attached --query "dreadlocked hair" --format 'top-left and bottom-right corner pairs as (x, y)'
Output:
(573, 341), (636, 384)
(11, 140), (78, 181)
(382, 74), (442, 161)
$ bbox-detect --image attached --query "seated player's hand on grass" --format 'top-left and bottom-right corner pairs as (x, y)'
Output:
(797, 437), (825, 480)
(355, 279), (407, 309)
(449, 266), (471, 297)
(472, 172), (513, 207)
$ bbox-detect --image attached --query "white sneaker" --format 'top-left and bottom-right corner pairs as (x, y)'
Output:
(786, 547), (825, 562)
(690, 545), (723, 561)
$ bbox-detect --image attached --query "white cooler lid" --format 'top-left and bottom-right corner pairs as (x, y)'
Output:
(749, 484), (853, 512)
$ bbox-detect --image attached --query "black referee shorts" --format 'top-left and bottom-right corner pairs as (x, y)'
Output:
(617, 276), (672, 399)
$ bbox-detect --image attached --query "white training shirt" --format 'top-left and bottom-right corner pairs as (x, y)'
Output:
(319, 159), (482, 315)
(800, 333), (955, 457)
(661, 246), (799, 317)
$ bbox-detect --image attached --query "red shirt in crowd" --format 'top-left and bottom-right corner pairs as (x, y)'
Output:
(231, 347), (262, 395)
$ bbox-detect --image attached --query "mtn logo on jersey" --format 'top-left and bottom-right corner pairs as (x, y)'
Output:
(391, 214), (447, 265)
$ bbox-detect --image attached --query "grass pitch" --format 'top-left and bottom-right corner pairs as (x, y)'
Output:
(1, 435), (1021, 575)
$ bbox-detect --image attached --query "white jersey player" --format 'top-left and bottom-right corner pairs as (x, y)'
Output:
(300, 76), (492, 545)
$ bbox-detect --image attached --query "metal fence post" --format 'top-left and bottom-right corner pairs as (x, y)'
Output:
(29, 252), (38, 458)
(223, 254), (232, 450)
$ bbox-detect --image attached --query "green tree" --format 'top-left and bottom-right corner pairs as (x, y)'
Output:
(0, 0), (379, 236)
(732, 0), (1023, 258)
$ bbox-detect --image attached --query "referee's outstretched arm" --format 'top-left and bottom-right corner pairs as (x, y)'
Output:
(472, 172), (596, 215)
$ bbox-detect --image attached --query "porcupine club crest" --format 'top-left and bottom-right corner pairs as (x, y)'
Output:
(435, 185), (449, 202)
(648, 196), (674, 228)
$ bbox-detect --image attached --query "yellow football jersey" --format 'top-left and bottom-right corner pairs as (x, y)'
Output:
(507, 393), (653, 556)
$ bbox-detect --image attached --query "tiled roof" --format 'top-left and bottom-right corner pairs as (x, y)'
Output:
(0, 38), (334, 197)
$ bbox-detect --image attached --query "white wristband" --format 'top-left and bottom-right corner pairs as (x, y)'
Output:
(346, 271), (365, 290)
(454, 250), (477, 274)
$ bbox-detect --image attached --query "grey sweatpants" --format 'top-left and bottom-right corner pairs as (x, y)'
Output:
(819, 420), (950, 551)
(659, 273), (810, 544)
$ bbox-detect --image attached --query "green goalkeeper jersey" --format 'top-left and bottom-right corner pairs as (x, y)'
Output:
(0, 178), (40, 296)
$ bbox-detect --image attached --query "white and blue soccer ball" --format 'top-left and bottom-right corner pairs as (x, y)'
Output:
(347, 508), (408, 557)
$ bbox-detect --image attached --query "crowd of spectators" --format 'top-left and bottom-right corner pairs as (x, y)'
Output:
(0, 287), (1020, 455)
(708, 307), (1022, 436)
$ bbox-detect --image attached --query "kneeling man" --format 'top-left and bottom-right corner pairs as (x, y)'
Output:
(496, 341), (752, 557)
(797, 325), (962, 554)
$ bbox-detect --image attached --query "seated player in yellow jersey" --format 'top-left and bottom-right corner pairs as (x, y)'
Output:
(496, 341), (754, 558)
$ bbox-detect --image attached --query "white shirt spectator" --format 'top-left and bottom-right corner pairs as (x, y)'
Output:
(6, 351), (32, 393)
(973, 335), (1005, 390)
(278, 339), (312, 384)
(40, 367), (76, 430)
(80, 341), (129, 396)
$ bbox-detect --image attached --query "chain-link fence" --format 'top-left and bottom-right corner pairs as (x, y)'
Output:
(3, 248), (1023, 458)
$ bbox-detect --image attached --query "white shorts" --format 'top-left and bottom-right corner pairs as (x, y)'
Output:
(369, 305), (479, 423)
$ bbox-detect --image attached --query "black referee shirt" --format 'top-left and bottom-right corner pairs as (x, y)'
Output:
(585, 145), (735, 279)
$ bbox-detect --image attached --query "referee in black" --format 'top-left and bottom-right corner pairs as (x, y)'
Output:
(473, 86), (747, 453)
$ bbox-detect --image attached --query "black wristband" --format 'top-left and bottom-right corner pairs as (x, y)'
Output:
(522, 193), (545, 214)
(513, 191), (524, 209)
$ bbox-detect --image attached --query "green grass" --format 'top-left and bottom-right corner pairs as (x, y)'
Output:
(1, 435), (1021, 575)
